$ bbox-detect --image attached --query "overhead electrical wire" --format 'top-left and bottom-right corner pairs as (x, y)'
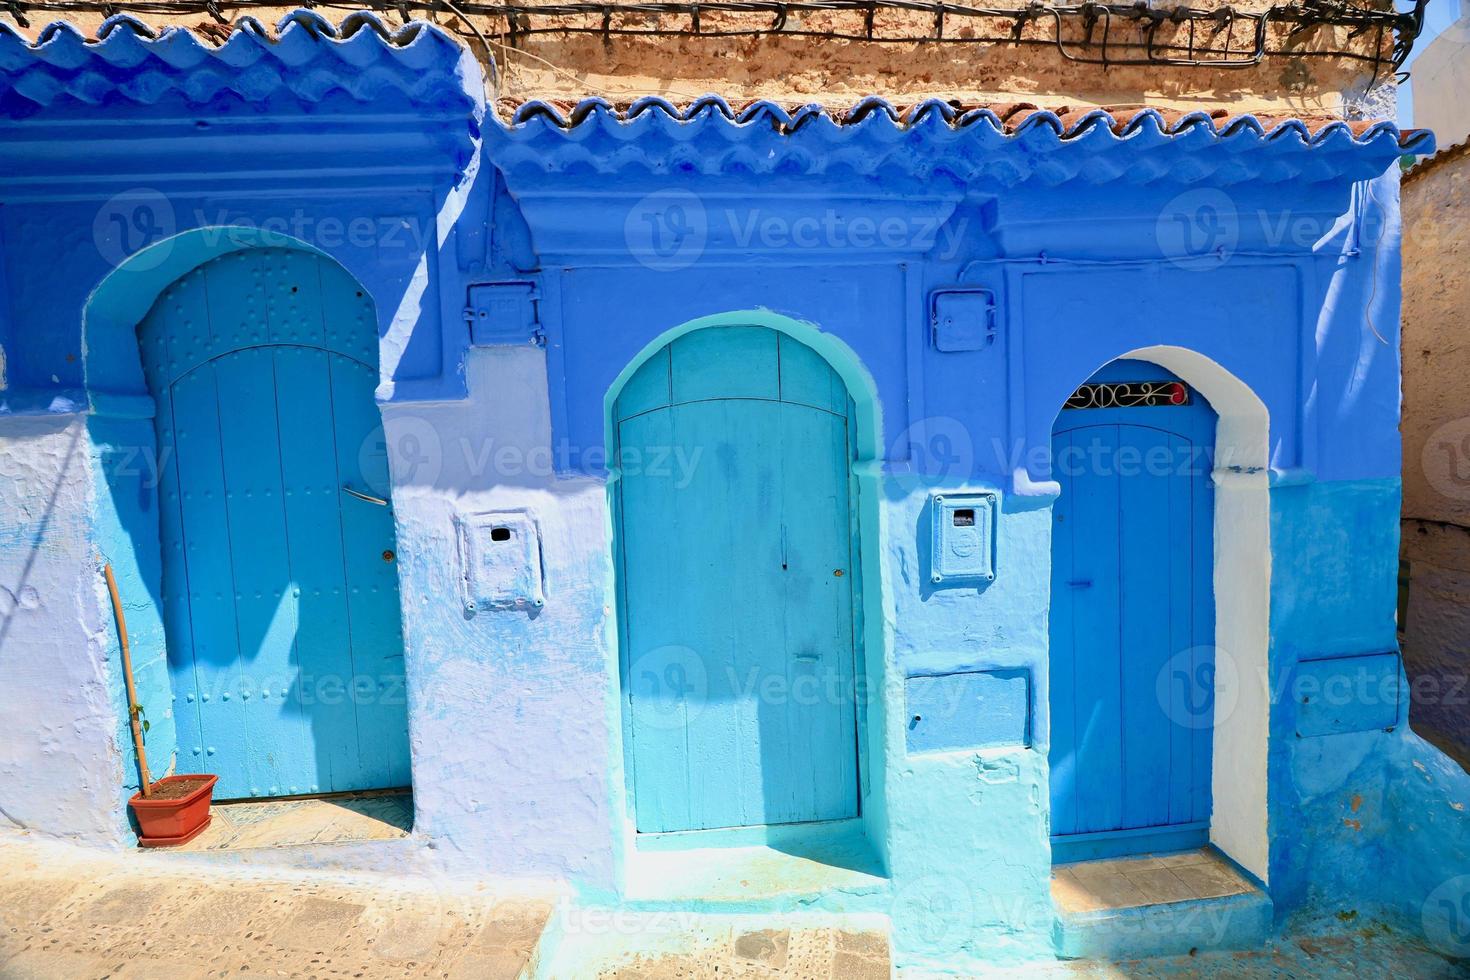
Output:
(1, 0), (1427, 78)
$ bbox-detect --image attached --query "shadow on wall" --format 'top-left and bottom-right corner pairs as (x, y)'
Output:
(0, 418), (82, 655)
(0, 412), (127, 841)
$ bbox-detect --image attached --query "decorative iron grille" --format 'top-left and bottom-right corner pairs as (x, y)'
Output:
(1063, 380), (1191, 409)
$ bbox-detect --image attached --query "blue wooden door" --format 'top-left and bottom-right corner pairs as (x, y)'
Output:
(143, 248), (410, 800)
(615, 327), (860, 833)
(1049, 360), (1216, 861)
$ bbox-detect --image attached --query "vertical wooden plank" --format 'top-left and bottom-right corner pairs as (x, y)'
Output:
(691, 398), (780, 828)
(267, 249), (328, 348)
(1188, 423), (1217, 824)
(1047, 429), (1080, 838)
(774, 401), (857, 822)
(619, 408), (696, 831)
(1117, 424), (1174, 831)
(153, 383), (206, 773)
(1066, 424), (1124, 835)
(167, 365), (254, 798)
(211, 348), (312, 797)
(272, 345), (358, 793)
(315, 253), (380, 367)
(327, 354), (412, 790)
(846, 396), (870, 802)
(201, 250), (269, 359)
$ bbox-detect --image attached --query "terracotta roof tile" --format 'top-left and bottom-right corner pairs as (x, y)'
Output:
(493, 95), (1430, 152)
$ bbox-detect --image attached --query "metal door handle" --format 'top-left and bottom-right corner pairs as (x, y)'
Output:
(341, 485), (388, 506)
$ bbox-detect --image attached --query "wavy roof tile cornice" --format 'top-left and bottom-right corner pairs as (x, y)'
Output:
(0, 11), (485, 118)
(487, 96), (1433, 187)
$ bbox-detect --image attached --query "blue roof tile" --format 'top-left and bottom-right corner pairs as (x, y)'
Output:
(487, 96), (1434, 187)
(0, 10), (484, 117)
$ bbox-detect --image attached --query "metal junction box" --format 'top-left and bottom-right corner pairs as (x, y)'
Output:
(930, 288), (996, 352)
(456, 510), (545, 613)
(930, 491), (997, 586)
(467, 281), (541, 346)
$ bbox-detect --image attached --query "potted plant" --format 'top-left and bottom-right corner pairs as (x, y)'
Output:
(105, 565), (217, 846)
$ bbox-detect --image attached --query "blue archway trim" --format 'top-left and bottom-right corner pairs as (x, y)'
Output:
(82, 227), (365, 419)
(603, 309), (883, 470)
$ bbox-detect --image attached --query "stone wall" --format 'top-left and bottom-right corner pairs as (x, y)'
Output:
(0, 3), (1393, 115)
(1401, 145), (1470, 770)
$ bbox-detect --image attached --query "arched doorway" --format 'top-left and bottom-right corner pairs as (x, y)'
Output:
(1049, 358), (1218, 862)
(613, 325), (863, 833)
(141, 247), (410, 800)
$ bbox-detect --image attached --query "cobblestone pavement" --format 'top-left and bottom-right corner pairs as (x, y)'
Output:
(0, 832), (551, 979)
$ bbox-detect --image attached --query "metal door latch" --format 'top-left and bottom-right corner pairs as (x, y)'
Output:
(342, 485), (388, 506)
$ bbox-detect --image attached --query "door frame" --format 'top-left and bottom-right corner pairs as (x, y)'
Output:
(1045, 345), (1272, 884)
(602, 310), (888, 853)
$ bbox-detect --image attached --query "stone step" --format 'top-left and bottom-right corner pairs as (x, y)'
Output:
(1050, 847), (1273, 961)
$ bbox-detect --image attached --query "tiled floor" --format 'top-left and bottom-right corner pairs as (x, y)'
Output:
(173, 790), (412, 851)
(1051, 847), (1255, 914)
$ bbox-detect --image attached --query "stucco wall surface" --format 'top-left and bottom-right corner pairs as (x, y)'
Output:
(0, 415), (127, 843)
(1401, 147), (1470, 768)
(1409, 22), (1470, 152)
(384, 348), (620, 885)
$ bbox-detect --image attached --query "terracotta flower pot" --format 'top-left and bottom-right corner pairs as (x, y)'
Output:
(129, 774), (217, 847)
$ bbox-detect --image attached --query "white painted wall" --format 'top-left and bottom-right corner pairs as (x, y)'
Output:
(1411, 20), (1470, 150)
(0, 415), (126, 843)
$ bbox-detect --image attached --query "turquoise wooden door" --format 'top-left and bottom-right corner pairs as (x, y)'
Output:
(615, 327), (860, 833)
(1049, 360), (1216, 862)
(143, 248), (410, 800)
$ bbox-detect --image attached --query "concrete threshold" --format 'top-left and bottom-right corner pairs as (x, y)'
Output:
(1050, 847), (1272, 960)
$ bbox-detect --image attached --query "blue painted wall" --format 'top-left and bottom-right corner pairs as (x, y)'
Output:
(0, 11), (1466, 973)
